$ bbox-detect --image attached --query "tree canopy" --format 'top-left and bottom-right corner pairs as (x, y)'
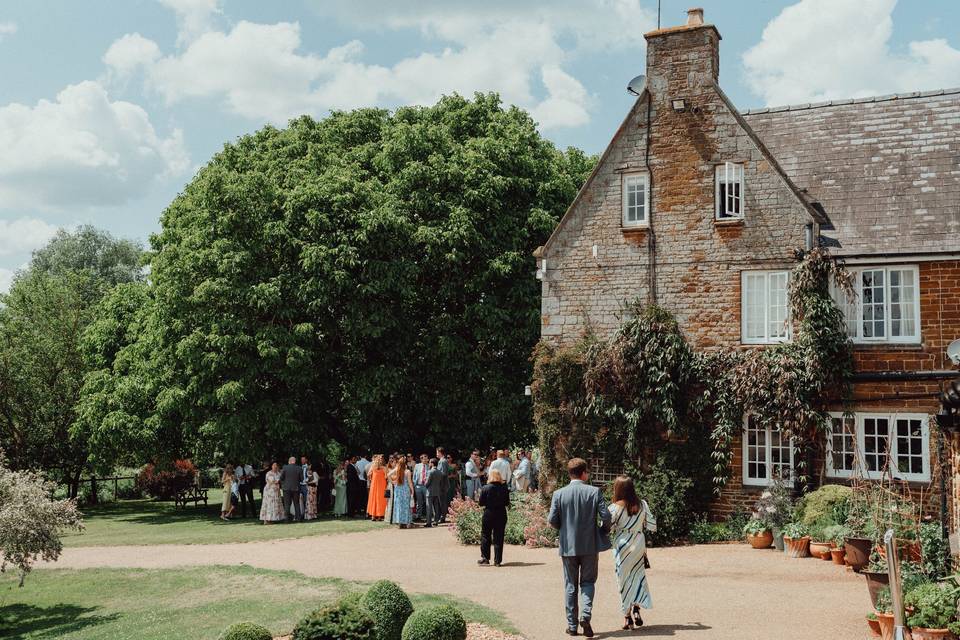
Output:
(84, 93), (594, 463)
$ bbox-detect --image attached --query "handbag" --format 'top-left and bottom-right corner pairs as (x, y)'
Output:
(644, 554), (651, 569)
(384, 489), (391, 499)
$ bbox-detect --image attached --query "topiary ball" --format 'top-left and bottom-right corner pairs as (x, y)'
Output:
(218, 622), (273, 640)
(293, 600), (377, 640)
(400, 604), (467, 640)
(362, 580), (414, 640)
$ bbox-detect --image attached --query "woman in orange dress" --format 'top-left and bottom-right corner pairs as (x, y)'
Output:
(366, 454), (388, 521)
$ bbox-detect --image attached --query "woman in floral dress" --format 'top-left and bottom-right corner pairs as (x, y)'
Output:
(333, 461), (348, 517)
(305, 464), (319, 520)
(259, 462), (285, 524)
(389, 456), (414, 528)
(608, 475), (657, 630)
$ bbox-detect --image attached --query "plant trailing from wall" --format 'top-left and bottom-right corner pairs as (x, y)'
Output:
(531, 247), (854, 498)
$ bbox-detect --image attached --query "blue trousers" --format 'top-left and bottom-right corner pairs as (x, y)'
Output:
(562, 554), (598, 629)
(414, 485), (427, 520)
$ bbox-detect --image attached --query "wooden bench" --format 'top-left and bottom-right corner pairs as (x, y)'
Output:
(173, 485), (209, 508)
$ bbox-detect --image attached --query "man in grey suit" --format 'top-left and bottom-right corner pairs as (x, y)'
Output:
(279, 456), (303, 522)
(423, 458), (445, 527)
(548, 457), (611, 638)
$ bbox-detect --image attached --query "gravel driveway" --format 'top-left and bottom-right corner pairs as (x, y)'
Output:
(53, 526), (870, 639)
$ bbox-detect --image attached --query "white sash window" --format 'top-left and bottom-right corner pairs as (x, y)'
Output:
(621, 172), (649, 227)
(826, 412), (929, 482)
(716, 162), (744, 219)
(743, 415), (794, 487)
(829, 266), (920, 343)
(741, 270), (790, 344)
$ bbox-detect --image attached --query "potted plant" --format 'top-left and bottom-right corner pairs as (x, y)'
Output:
(743, 519), (773, 549)
(863, 553), (891, 610)
(825, 524), (850, 565)
(905, 582), (960, 639)
(753, 479), (792, 552)
(844, 499), (875, 572)
(874, 588), (895, 640)
(782, 522), (811, 558)
(866, 612), (881, 638)
(808, 523), (834, 559)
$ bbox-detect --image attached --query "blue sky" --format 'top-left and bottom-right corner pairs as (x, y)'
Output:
(1, 0), (959, 291)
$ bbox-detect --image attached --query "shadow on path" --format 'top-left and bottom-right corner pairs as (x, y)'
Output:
(598, 623), (712, 638)
(0, 603), (118, 638)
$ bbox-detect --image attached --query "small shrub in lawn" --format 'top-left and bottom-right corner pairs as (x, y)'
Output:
(401, 604), (467, 640)
(218, 622), (273, 640)
(362, 580), (413, 640)
(447, 498), (482, 545)
(293, 599), (377, 640)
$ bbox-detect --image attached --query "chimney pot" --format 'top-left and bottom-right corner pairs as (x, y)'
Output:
(687, 7), (704, 26)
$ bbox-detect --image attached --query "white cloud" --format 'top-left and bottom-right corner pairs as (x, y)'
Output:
(0, 80), (189, 210)
(0, 22), (16, 41)
(103, 33), (161, 77)
(0, 218), (59, 256)
(158, 0), (221, 46)
(107, 0), (653, 130)
(743, 0), (960, 105)
(0, 268), (15, 294)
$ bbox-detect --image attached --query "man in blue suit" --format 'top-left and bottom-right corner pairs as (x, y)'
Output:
(548, 457), (611, 638)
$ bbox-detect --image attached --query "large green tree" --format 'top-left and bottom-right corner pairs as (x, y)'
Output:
(93, 93), (593, 461)
(0, 227), (143, 495)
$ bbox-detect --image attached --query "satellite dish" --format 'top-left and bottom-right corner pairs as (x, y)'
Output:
(627, 74), (646, 96)
(948, 339), (960, 366)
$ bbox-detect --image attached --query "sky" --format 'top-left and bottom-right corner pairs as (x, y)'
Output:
(1, 0), (959, 292)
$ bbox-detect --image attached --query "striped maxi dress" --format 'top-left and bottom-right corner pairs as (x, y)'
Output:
(608, 500), (657, 614)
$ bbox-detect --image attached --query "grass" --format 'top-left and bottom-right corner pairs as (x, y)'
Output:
(0, 565), (518, 639)
(63, 489), (383, 547)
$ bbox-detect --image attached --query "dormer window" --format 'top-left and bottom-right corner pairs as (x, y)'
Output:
(621, 172), (649, 227)
(716, 162), (744, 220)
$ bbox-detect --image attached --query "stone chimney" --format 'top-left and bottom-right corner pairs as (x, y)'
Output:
(644, 7), (721, 99)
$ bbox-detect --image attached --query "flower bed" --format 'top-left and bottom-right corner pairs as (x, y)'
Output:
(448, 493), (557, 548)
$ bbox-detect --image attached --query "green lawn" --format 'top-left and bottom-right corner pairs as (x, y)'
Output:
(0, 566), (517, 639)
(64, 489), (383, 547)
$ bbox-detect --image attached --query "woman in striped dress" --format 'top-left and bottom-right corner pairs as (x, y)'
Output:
(608, 476), (657, 630)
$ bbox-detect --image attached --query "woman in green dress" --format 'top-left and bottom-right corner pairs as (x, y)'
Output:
(333, 460), (348, 517)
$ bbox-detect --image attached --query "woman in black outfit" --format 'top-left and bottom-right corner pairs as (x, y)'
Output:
(477, 468), (511, 567)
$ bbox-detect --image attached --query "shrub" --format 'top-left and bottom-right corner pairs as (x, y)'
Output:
(362, 580), (413, 640)
(689, 515), (735, 543)
(218, 622), (272, 640)
(293, 599), (376, 640)
(400, 605), (467, 640)
(135, 460), (198, 500)
(752, 479), (793, 530)
(905, 582), (959, 632)
(795, 484), (851, 527)
(920, 522), (951, 580)
(447, 497), (482, 545)
(0, 455), (84, 586)
(632, 456), (696, 545)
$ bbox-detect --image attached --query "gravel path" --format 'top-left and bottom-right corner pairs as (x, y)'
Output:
(53, 526), (870, 639)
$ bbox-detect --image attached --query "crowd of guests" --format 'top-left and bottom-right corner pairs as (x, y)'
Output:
(216, 448), (538, 527)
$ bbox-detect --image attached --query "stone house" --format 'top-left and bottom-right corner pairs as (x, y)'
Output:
(535, 8), (960, 518)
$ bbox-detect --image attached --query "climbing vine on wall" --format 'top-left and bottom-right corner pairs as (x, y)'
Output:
(532, 247), (854, 494)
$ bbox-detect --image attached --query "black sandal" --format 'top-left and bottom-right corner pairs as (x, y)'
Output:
(632, 606), (644, 627)
(622, 616), (633, 630)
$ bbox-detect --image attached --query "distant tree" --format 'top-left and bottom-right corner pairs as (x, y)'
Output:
(0, 227), (144, 494)
(97, 93), (593, 461)
(0, 452), (83, 586)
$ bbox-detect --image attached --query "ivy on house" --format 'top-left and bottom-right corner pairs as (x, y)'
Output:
(532, 247), (854, 494)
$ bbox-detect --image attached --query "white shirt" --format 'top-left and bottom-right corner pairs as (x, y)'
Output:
(515, 457), (530, 478)
(490, 457), (512, 485)
(236, 464), (255, 484)
(356, 457), (370, 478)
(465, 459), (480, 479)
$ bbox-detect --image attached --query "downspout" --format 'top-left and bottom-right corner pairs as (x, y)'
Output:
(644, 94), (657, 304)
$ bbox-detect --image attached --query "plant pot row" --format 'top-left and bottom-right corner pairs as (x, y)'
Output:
(872, 611), (956, 639)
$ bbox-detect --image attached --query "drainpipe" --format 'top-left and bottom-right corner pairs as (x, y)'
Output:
(644, 95), (657, 304)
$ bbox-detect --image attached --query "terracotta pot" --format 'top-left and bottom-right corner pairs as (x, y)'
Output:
(845, 536), (873, 571)
(911, 628), (955, 640)
(746, 530), (773, 549)
(784, 535), (811, 558)
(810, 540), (833, 558)
(863, 570), (890, 609)
(831, 548), (846, 565)
(875, 612), (894, 640)
(867, 617), (882, 637)
(877, 540), (923, 563)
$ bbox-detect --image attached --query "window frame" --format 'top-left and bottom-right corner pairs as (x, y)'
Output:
(740, 270), (791, 345)
(715, 162), (745, 220)
(830, 265), (921, 344)
(742, 415), (795, 488)
(825, 411), (930, 483)
(621, 171), (650, 228)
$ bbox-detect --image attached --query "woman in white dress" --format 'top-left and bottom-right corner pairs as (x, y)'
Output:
(259, 462), (285, 524)
(608, 475), (657, 630)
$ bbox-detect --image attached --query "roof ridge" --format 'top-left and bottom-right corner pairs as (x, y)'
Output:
(741, 86), (960, 115)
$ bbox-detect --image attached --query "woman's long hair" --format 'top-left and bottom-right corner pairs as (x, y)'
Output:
(488, 468), (504, 484)
(222, 464), (235, 482)
(394, 456), (407, 482)
(612, 475), (641, 515)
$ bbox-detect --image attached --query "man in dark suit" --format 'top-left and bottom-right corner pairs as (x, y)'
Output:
(345, 455), (363, 517)
(279, 456), (303, 522)
(435, 447), (450, 523)
(548, 457), (611, 638)
(424, 458), (445, 527)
